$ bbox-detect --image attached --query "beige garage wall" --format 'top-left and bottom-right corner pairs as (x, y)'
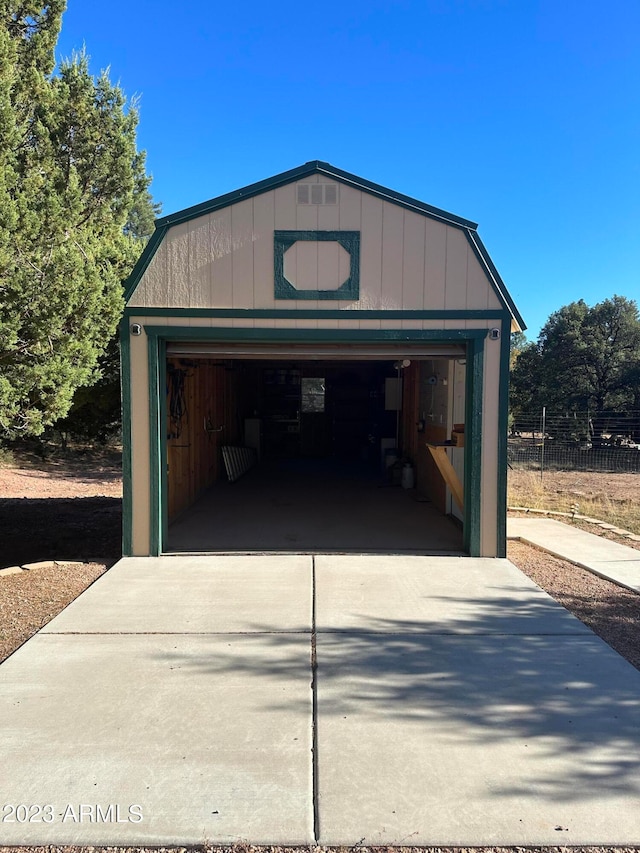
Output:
(129, 329), (151, 556)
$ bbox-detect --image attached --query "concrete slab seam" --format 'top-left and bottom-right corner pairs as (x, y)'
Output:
(39, 630), (313, 635)
(314, 630), (594, 636)
(311, 554), (320, 844)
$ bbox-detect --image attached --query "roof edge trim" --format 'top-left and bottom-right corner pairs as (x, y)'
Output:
(123, 224), (169, 303)
(155, 160), (478, 231)
(464, 230), (526, 331)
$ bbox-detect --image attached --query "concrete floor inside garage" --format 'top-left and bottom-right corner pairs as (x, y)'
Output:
(166, 458), (464, 554)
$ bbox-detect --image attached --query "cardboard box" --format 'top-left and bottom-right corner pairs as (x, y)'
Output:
(451, 424), (465, 447)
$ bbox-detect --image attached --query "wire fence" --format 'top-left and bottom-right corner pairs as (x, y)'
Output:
(508, 409), (640, 474)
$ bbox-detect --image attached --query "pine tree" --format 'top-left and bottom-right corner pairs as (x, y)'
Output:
(0, 3), (154, 438)
(510, 296), (640, 416)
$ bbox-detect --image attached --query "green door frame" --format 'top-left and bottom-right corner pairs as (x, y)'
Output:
(141, 325), (493, 557)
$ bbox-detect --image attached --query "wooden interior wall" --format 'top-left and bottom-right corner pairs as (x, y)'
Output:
(402, 362), (447, 513)
(420, 423), (448, 512)
(402, 362), (419, 460)
(167, 359), (240, 523)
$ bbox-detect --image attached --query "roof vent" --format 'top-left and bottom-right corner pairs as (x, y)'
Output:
(324, 184), (337, 204)
(296, 183), (338, 205)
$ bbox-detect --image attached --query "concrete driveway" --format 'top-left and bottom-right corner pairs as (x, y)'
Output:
(2, 554), (640, 846)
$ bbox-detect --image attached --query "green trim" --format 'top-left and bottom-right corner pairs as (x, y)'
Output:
(147, 335), (162, 556)
(119, 322), (133, 556)
(496, 316), (512, 557)
(465, 231), (526, 331)
(144, 326), (488, 343)
(159, 340), (168, 550)
(143, 324), (488, 556)
(125, 307), (507, 320)
(463, 336), (484, 556)
(123, 225), (168, 303)
(155, 160), (478, 231)
(274, 230), (360, 301)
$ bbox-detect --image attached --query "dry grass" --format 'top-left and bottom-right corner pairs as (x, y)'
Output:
(508, 468), (640, 535)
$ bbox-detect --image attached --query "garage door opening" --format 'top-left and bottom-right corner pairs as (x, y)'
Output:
(163, 350), (466, 554)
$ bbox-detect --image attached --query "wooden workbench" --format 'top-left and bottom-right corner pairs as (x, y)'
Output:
(425, 443), (464, 511)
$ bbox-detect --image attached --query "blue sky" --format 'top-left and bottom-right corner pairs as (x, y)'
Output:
(56, 0), (639, 338)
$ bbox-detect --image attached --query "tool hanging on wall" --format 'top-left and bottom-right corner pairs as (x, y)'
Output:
(167, 365), (189, 439)
(204, 415), (224, 442)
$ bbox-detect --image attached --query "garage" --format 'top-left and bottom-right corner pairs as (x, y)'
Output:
(121, 161), (524, 557)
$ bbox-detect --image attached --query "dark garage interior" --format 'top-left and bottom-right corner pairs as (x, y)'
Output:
(164, 353), (465, 554)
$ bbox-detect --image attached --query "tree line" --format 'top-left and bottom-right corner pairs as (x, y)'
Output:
(510, 296), (640, 432)
(0, 1), (158, 445)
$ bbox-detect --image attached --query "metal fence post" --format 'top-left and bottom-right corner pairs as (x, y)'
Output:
(540, 405), (546, 481)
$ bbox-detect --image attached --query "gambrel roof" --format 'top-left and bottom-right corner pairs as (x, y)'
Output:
(125, 160), (525, 330)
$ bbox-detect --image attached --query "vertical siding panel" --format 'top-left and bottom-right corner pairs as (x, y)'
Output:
(188, 217), (211, 308)
(205, 215), (215, 310)
(295, 189), (320, 313)
(130, 243), (168, 308)
(402, 210), (426, 309)
(444, 227), (468, 309)
(295, 241), (319, 291)
(274, 184), (297, 229)
(167, 223), (191, 308)
(359, 193), (384, 313)
(210, 207), (233, 307)
(423, 218), (447, 310)
(253, 191), (275, 308)
(468, 250), (500, 309)
(297, 317), (319, 329)
(318, 197), (340, 230)
(274, 184), (297, 313)
(380, 201), (404, 310)
(231, 198), (255, 310)
(283, 242), (299, 291)
(338, 185), (362, 230)
(130, 333), (150, 553)
(317, 242), (340, 293)
(314, 197), (341, 324)
(295, 196), (320, 230)
(481, 339), (500, 555)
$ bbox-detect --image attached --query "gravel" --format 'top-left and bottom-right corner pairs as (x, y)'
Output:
(508, 541), (640, 670)
(0, 561), (110, 663)
(2, 843), (640, 853)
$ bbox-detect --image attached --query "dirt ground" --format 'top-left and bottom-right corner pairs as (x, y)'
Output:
(508, 467), (640, 503)
(0, 448), (122, 566)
